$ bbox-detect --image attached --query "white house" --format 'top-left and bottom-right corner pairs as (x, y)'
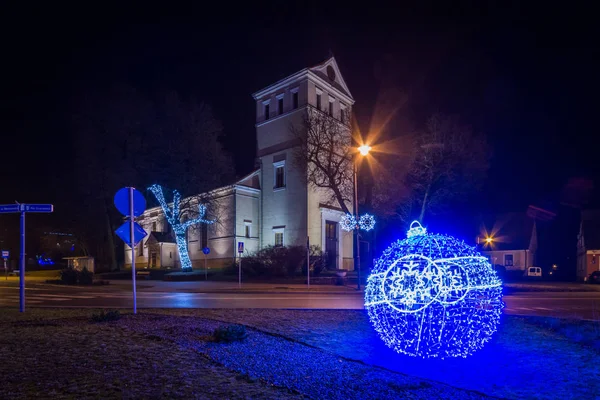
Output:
(479, 212), (538, 273)
(125, 57), (355, 271)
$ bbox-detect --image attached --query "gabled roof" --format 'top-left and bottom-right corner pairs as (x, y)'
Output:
(252, 56), (354, 104)
(482, 212), (536, 251)
(308, 57), (353, 100)
(581, 210), (600, 250)
(235, 169), (260, 190)
(149, 231), (175, 244)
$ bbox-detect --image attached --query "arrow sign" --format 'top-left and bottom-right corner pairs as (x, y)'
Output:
(115, 221), (148, 247)
(0, 205), (20, 213)
(20, 204), (53, 213)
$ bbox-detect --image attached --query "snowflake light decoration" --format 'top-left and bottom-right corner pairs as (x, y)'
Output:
(340, 214), (357, 232)
(340, 213), (376, 232)
(358, 213), (376, 231)
(364, 221), (503, 358)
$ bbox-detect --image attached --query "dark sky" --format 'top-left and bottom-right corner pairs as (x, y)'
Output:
(1, 2), (598, 219)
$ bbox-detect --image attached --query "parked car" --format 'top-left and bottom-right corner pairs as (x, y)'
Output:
(584, 270), (600, 284)
(524, 266), (542, 278)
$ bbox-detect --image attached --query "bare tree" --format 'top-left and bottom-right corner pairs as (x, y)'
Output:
(292, 107), (354, 214)
(373, 113), (490, 223)
(72, 86), (233, 269)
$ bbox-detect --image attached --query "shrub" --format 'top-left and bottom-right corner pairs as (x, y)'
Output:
(91, 310), (121, 323)
(212, 324), (247, 343)
(60, 267), (79, 285)
(79, 267), (94, 285)
(301, 245), (327, 276)
(60, 267), (95, 285)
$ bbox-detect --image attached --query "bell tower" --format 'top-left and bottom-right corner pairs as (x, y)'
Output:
(252, 57), (356, 269)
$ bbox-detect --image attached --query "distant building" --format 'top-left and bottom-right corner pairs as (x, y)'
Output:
(479, 213), (538, 272)
(126, 57), (355, 270)
(576, 210), (600, 281)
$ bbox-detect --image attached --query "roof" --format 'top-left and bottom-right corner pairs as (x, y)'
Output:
(252, 56), (354, 104)
(581, 210), (600, 250)
(481, 212), (536, 251)
(150, 231), (175, 244)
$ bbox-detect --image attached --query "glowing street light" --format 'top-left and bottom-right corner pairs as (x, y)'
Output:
(485, 237), (493, 244)
(358, 144), (372, 156)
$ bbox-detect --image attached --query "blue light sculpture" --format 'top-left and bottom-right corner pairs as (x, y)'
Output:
(340, 213), (376, 232)
(148, 184), (214, 272)
(365, 221), (503, 358)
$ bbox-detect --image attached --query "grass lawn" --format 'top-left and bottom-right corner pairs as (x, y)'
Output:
(1, 308), (599, 399)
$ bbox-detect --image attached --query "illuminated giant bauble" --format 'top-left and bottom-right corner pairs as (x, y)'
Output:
(365, 221), (504, 358)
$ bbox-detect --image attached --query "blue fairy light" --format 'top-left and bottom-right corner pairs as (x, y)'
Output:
(341, 213), (376, 232)
(358, 213), (375, 231)
(365, 221), (503, 358)
(340, 214), (357, 232)
(148, 184), (214, 272)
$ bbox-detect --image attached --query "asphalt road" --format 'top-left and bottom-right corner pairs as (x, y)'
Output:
(1, 282), (600, 320)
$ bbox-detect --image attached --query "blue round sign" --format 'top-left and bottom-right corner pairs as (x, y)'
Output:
(114, 187), (146, 217)
(202, 247), (210, 255)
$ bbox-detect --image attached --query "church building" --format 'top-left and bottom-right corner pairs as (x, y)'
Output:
(126, 57), (355, 271)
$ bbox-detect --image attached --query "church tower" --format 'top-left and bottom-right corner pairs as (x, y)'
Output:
(252, 57), (356, 269)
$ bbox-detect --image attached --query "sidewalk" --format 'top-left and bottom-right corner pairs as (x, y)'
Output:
(504, 281), (600, 292)
(106, 279), (364, 294)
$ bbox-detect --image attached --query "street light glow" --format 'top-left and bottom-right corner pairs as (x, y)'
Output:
(358, 144), (372, 156)
(485, 237), (493, 244)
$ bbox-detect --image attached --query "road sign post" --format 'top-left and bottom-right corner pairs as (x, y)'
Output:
(114, 187), (147, 315)
(307, 237), (310, 289)
(0, 203), (53, 312)
(20, 210), (25, 312)
(2, 251), (8, 281)
(237, 242), (244, 289)
(129, 187), (137, 314)
(202, 247), (210, 281)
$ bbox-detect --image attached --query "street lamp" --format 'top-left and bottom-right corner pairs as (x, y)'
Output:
(354, 144), (371, 290)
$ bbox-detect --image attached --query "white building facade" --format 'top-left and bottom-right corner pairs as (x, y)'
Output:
(125, 57), (355, 270)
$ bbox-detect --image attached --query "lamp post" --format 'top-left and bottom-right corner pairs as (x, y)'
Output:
(355, 144), (371, 290)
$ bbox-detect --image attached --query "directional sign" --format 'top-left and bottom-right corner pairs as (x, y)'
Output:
(237, 242), (244, 254)
(0, 204), (19, 213)
(115, 222), (148, 247)
(202, 247), (210, 255)
(2, 251), (8, 258)
(20, 204), (53, 213)
(114, 187), (146, 217)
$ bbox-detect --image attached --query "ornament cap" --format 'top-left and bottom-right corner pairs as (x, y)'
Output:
(407, 220), (427, 238)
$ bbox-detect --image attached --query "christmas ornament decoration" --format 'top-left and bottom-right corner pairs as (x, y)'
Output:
(365, 221), (503, 358)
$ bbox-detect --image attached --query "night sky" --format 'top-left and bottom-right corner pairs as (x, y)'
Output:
(1, 4), (598, 252)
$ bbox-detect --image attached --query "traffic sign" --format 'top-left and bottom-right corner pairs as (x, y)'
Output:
(202, 247), (210, 255)
(0, 204), (19, 213)
(20, 204), (53, 213)
(237, 242), (244, 254)
(115, 222), (148, 247)
(114, 187), (146, 217)
(2, 251), (8, 258)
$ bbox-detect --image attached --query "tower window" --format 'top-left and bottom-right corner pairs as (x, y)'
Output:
(274, 161), (286, 189)
(329, 98), (334, 116)
(316, 93), (321, 110)
(264, 103), (270, 120)
(278, 96), (284, 115)
(340, 104), (347, 122)
(292, 91), (299, 109)
(273, 227), (285, 247)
